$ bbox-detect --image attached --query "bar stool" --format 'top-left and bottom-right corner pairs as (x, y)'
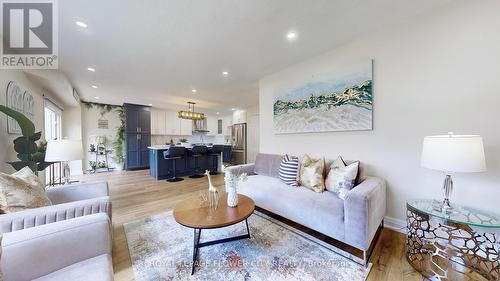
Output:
(163, 146), (186, 182)
(208, 145), (225, 175)
(189, 145), (207, 178)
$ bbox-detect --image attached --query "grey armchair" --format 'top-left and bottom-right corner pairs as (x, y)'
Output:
(0, 181), (112, 233)
(1, 213), (113, 281)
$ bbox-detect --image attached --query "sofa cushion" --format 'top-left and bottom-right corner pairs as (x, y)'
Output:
(278, 154), (299, 186)
(325, 156), (359, 195)
(33, 254), (113, 281)
(298, 154), (325, 193)
(254, 153), (283, 178)
(238, 174), (345, 241)
(0, 167), (52, 214)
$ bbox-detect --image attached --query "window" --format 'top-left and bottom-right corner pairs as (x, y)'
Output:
(44, 100), (62, 141)
(44, 99), (62, 185)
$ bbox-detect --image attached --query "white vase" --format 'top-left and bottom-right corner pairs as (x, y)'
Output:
(227, 186), (238, 207)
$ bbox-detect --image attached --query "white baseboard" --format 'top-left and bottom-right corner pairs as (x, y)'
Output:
(383, 216), (406, 234)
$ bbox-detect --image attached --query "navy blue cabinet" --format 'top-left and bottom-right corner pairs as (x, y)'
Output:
(124, 103), (151, 170)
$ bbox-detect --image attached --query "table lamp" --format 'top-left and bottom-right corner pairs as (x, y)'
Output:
(421, 133), (486, 210)
(45, 139), (83, 184)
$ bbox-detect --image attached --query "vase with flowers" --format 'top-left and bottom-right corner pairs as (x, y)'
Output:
(224, 169), (248, 207)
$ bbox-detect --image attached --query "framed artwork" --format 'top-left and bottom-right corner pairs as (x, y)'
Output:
(5, 81), (35, 134)
(273, 60), (373, 134)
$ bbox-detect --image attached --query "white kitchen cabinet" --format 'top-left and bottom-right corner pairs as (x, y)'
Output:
(165, 111), (180, 135)
(206, 115), (218, 136)
(179, 118), (193, 135)
(233, 110), (247, 124)
(151, 109), (166, 135)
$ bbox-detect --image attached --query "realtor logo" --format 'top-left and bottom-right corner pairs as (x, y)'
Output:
(1, 0), (58, 69)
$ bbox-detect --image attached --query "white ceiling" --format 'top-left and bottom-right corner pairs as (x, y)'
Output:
(58, 0), (451, 113)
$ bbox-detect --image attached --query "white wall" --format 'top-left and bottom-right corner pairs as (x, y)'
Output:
(259, 0), (500, 221)
(81, 106), (123, 172)
(247, 105), (260, 163)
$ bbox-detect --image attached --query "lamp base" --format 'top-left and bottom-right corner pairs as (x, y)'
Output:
(442, 174), (453, 211)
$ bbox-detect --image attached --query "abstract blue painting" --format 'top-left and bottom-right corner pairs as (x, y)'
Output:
(273, 60), (373, 134)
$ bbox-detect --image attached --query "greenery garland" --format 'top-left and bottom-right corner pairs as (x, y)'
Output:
(81, 101), (125, 165)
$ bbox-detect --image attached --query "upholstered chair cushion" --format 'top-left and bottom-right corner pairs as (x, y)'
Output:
(0, 167), (52, 214)
(298, 154), (325, 193)
(325, 156), (359, 198)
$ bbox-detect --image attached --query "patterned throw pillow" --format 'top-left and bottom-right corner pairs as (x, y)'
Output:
(299, 154), (325, 193)
(279, 154), (299, 186)
(0, 167), (52, 214)
(325, 156), (360, 196)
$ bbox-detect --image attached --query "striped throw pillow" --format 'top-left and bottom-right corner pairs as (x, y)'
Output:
(279, 154), (299, 186)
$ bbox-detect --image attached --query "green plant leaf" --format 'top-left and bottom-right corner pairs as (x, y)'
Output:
(0, 105), (35, 136)
(8, 161), (36, 172)
(37, 161), (54, 171)
(31, 151), (44, 162)
(17, 153), (31, 161)
(29, 131), (42, 142)
(13, 136), (38, 154)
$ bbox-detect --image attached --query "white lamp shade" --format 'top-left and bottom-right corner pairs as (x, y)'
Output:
(421, 134), (486, 173)
(45, 139), (83, 162)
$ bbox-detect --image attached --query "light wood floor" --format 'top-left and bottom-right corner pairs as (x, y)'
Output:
(78, 169), (426, 281)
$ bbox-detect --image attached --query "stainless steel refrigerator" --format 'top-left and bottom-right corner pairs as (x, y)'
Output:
(231, 123), (247, 164)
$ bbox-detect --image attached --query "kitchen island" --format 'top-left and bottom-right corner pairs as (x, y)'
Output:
(148, 145), (232, 180)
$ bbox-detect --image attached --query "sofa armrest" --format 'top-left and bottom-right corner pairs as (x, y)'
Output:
(0, 196), (112, 233)
(45, 181), (109, 204)
(344, 176), (386, 251)
(224, 163), (256, 176)
(1, 213), (111, 281)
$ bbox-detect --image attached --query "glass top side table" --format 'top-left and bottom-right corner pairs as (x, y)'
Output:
(406, 199), (500, 281)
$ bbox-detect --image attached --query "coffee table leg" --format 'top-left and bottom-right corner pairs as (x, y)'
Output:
(192, 228), (201, 275)
(245, 219), (251, 237)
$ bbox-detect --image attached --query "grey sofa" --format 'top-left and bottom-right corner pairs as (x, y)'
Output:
(0, 181), (112, 233)
(1, 213), (113, 281)
(225, 153), (386, 265)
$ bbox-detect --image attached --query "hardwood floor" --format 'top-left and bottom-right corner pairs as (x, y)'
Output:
(78, 169), (426, 281)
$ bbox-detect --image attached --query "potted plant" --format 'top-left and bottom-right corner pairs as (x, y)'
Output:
(224, 169), (248, 207)
(179, 138), (189, 147)
(0, 105), (52, 173)
(89, 161), (97, 171)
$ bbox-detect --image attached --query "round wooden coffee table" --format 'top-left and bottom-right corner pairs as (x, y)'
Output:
(173, 193), (255, 275)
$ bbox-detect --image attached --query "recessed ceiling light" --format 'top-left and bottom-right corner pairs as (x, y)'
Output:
(286, 30), (298, 41)
(191, 89), (197, 93)
(91, 85), (98, 89)
(94, 96), (99, 99)
(216, 112), (220, 115)
(87, 67), (95, 72)
(76, 21), (87, 28)
(222, 71), (229, 77)
(231, 108), (236, 111)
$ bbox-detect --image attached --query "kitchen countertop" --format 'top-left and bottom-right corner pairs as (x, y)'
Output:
(148, 144), (231, 150)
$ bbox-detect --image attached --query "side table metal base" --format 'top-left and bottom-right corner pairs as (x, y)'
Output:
(406, 205), (499, 281)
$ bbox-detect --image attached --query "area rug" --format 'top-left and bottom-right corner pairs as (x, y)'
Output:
(124, 210), (371, 281)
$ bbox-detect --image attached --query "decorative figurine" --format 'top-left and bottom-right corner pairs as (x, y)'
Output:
(204, 170), (219, 209)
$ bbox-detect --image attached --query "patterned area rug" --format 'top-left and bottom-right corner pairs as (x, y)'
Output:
(124, 210), (371, 281)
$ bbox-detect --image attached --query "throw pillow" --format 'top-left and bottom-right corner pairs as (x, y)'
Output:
(279, 154), (299, 187)
(325, 156), (359, 194)
(0, 167), (52, 214)
(298, 154), (325, 193)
